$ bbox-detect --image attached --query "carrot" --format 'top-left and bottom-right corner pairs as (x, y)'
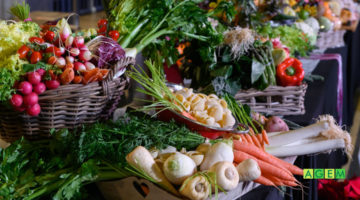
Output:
(254, 176), (275, 186)
(60, 68), (74, 85)
(181, 110), (196, 121)
(233, 150), (296, 181)
(281, 180), (298, 187)
(233, 140), (303, 176)
(266, 175), (283, 186)
(262, 129), (269, 145)
(251, 134), (261, 149)
(256, 134), (265, 150)
(239, 134), (247, 143)
(73, 75), (82, 84)
(244, 134), (254, 145)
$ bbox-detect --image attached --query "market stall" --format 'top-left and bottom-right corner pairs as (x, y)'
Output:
(0, 0), (359, 200)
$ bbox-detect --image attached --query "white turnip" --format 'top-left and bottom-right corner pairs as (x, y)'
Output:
(209, 161), (239, 191)
(126, 146), (179, 196)
(200, 141), (234, 171)
(163, 153), (197, 185)
(179, 175), (210, 200)
(236, 159), (261, 182)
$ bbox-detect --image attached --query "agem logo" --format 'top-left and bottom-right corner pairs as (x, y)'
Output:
(303, 169), (346, 179)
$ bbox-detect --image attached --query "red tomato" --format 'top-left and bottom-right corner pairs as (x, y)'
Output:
(17, 45), (30, 59)
(45, 46), (62, 57)
(108, 30), (120, 41)
(30, 51), (42, 64)
(97, 19), (108, 28)
(29, 37), (44, 44)
(47, 56), (57, 65)
(44, 31), (55, 42)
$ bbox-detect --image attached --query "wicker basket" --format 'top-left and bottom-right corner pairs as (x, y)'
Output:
(234, 84), (307, 116)
(316, 30), (346, 50)
(0, 57), (135, 142)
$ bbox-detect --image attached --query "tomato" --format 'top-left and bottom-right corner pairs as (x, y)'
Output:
(29, 37), (45, 44)
(30, 51), (42, 64)
(44, 31), (55, 42)
(45, 46), (62, 57)
(97, 19), (108, 28)
(47, 56), (57, 65)
(108, 30), (120, 41)
(17, 45), (30, 59)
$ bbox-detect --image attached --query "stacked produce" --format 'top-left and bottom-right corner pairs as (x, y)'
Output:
(0, 1), (356, 200)
(1, 3), (127, 117)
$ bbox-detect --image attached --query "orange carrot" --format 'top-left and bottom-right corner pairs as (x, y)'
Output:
(254, 176), (275, 186)
(266, 175), (283, 186)
(233, 150), (296, 181)
(281, 180), (298, 187)
(262, 129), (269, 145)
(244, 134), (254, 145)
(239, 134), (247, 143)
(181, 111), (196, 121)
(256, 134), (265, 150)
(251, 134), (261, 148)
(233, 140), (303, 176)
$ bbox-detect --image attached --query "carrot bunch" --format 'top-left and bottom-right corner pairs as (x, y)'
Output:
(238, 128), (269, 150)
(233, 139), (303, 187)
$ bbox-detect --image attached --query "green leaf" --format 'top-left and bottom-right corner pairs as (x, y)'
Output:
(251, 59), (266, 84)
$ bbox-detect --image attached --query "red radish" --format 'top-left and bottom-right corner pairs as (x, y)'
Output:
(36, 68), (46, 76)
(27, 72), (42, 85)
(13, 80), (19, 89)
(33, 83), (46, 94)
(59, 47), (65, 55)
(79, 50), (92, 61)
(45, 80), (60, 89)
(74, 62), (86, 72)
(18, 81), (33, 95)
(27, 103), (41, 116)
(85, 62), (95, 70)
(57, 18), (72, 42)
(56, 57), (66, 68)
(78, 44), (88, 51)
(70, 48), (80, 57)
(66, 56), (75, 64)
(14, 105), (26, 112)
(10, 94), (23, 107)
(23, 92), (39, 106)
(65, 35), (74, 47)
(73, 36), (84, 47)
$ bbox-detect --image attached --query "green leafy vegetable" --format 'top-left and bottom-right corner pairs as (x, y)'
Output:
(257, 24), (315, 57)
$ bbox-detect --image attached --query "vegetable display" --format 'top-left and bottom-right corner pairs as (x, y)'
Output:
(0, 114), (205, 199)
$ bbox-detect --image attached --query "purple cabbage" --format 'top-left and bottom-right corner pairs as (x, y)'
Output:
(96, 37), (125, 68)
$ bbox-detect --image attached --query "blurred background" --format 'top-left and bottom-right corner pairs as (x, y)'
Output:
(0, 0), (105, 29)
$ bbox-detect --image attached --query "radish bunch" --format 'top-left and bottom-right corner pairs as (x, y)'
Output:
(10, 70), (60, 116)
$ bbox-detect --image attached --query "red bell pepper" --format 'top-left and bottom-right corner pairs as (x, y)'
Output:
(276, 58), (305, 86)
